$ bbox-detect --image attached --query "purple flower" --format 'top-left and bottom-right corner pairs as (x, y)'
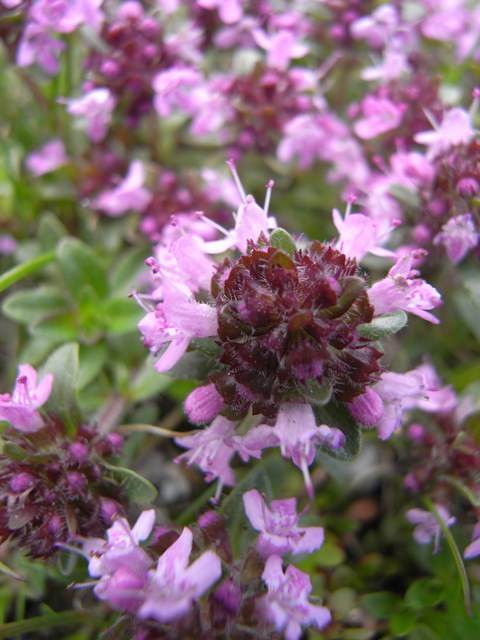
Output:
(405, 505), (456, 553)
(66, 88), (116, 142)
(433, 213), (479, 263)
(368, 251), (442, 323)
(138, 527), (222, 623)
(196, 0), (243, 24)
(252, 28), (309, 71)
(92, 160), (152, 216)
(152, 66), (203, 118)
(243, 489), (324, 558)
(257, 555), (331, 640)
(25, 139), (68, 177)
(0, 364), (53, 433)
(184, 383), (225, 425)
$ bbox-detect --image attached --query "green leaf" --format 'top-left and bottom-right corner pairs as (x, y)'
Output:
(314, 402), (362, 460)
(360, 592), (399, 619)
(129, 364), (172, 402)
(405, 578), (445, 610)
(38, 212), (68, 251)
(269, 228), (296, 257)
(298, 378), (333, 406)
(358, 310), (408, 340)
(56, 237), (108, 300)
(0, 251), (55, 294)
(31, 312), (79, 342)
(0, 611), (89, 639)
(78, 343), (107, 390)
(2, 286), (70, 325)
(40, 342), (82, 427)
(103, 462), (158, 504)
(109, 245), (149, 295)
(168, 350), (218, 380)
(103, 298), (143, 335)
(0, 560), (24, 582)
(389, 607), (416, 636)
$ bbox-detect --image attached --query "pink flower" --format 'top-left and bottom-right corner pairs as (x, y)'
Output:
(29, 0), (104, 34)
(82, 510), (156, 579)
(252, 28), (309, 71)
(372, 363), (456, 439)
(354, 96), (405, 140)
(196, 0), (243, 24)
(66, 88), (116, 142)
(333, 207), (396, 262)
(414, 108), (475, 159)
(242, 403), (345, 498)
(405, 505), (455, 553)
(243, 489), (325, 558)
(25, 139), (68, 176)
(257, 555), (331, 640)
(464, 523), (480, 560)
(174, 416), (238, 498)
(138, 527), (222, 622)
(17, 23), (65, 74)
(138, 285), (217, 373)
(92, 161), (152, 216)
(202, 161), (277, 254)
(184, 383), (225, 425)
(433, 213), (479, 263)
(152, 67), (203, 118)
(368, 252), (442, 323)
(0, 364), (53, 432)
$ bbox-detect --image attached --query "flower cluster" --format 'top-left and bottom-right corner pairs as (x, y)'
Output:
(0, 366), (126, 558)
(137, 166), (442, 499)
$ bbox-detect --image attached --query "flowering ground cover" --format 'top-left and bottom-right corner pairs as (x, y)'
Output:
(0, 1), (479, 639)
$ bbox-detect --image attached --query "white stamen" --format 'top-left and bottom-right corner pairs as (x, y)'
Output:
(264, 180), (274, 216)
(227, 159), (247, 202)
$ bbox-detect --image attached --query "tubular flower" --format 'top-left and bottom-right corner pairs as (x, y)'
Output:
(211, 237), (383, 418)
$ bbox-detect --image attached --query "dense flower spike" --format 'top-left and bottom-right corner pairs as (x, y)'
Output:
(211, 237), (383, 418)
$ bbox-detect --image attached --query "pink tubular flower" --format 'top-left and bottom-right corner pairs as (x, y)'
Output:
(0, 364), (53, 432)
(257, 555), (331, 640)
(138, 527), (222, 623)
(252, 28), (309, 71)
(82, 510), (156, 579)
(17, 23), (65, 74)
(333, 206), (396, 262)
(405, 505), (456, 553)
(66, 88), (116, 142)
(92, 161), (152, 216)
(241, 403), (345, 498)
(152, 66), (203, 118)
(174, 416), (237, 499)
(25, 139), (68, 176)
(29, 0), (104, 33)
(433, 213), (479, 263)
(372, 363), (456, 440)
(138, 285), (217, 373)
(368, 251), (442, 323)
(353, 96), (405, 140)
(243, 489), (324, 558)
(414, 108), (475, 159)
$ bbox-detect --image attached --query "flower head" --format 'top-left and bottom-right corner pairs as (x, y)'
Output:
(405, 505), (456, 553)
(211, 238), (383, 418)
